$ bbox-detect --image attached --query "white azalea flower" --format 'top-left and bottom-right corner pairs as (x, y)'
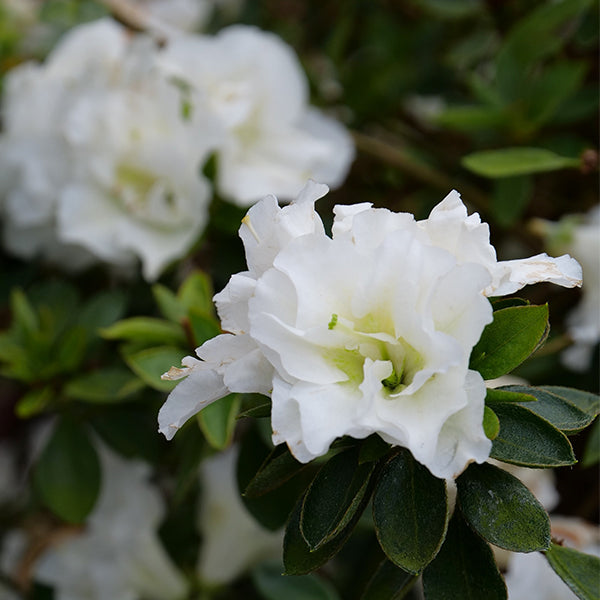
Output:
(129, 0), (214, 34)
(158, 25), (354, 205)
(504, 517), (600, 600)
(33, 444), (188, 600)
(159, 185), (581, 479)
(197, 446), (283, 584)
(0, 18), (217, 280)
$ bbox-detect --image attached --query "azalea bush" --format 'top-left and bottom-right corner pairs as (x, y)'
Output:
(0, 1), (598, 600)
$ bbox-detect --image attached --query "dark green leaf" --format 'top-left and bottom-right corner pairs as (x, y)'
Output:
(56, 326), (88, 372)
(284, 488), (366, 575)
(483, 406), (500, 440)
(197, 393), (241, 450)
(545, 542), (600, 600)
(361, 559), (417, 600)
(513, 386), (596, 432)
(457, 462), (550, 552)
(422, 510), (506, 600)
(64, 368), (145, 403)
(485, 387), (537, 404)
(11, 288), (39, 336)
(238, 401), (272, 419)
(123, 346), (187, 392)
(540, 386), (600, 417)
(301, 447), (375, 550)
(462, 148), (580, 178)
(33, 418), (101, 524)
(77, 290), (127, 335)
(152, 284), (186, 323)
(359, 435), (392, 464)
(101, 317), (186, 347)
(244, 444), (307, 498)
(253, 562), (341, 600)
(469, 304), (549, 379)
(491, 297), (529, 311)
(373, 450), (448, 574)
(492, 176), (532, 227)
(436, 106), (506, 132)
(489, 403), (576, 467)
(582, 419), (600, 468)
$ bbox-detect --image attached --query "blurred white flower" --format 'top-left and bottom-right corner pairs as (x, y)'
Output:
(504, 517), (600, 600)
(536, 206), (600, 371)
(33, 444), (188, 600)
(159, 186), (581, 479)
(158, 25), (355, 205)
(0, 18), (217, 280)
(197, 446), (283, 584)
(129, 0), (214, 33)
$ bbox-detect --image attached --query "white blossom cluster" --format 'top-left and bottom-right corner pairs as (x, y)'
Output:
(0, 18), (354, 280)
(159, 184), (582, 479)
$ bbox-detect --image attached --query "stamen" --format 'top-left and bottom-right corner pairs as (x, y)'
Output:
(328, 313), (338, 330)
(241, 215), (261, 243)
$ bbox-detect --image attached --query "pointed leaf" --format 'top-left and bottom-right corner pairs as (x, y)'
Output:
(197, 393), (240, 450)
(301, 447), (375, 550)
(361, 559), (417, 600)
(77, 290), (127, 334)
(123, 345), (187, 392)
(545, 542), (600, 600)
(33, 418), (101, 524)
(489, 403), (576, 467)
(483, 406), (500, 440)
(457, 462), (550, 552)
(64, 368), (145, 404)
(187, 309), (221, 346)
(485, 387), (537, 404)
(244, 444), (307, 498)
(15, 387), (55, 418)
(152, 283), (186, 323)
(101, 317), (186, 347)
(513, 386), (597, 432)
(178, 271), (214, 315)
(372, 450), (448, 574)
(237, 400), (272, 419)
(540, 386), (600, 417)
(469, 304), (549, 379)
(422, 511), (507, 600)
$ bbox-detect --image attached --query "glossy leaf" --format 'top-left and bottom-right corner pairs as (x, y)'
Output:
(197, 393), (241, 450)
(123, 345), (187, 392)
(462, 148), (579, 178)
(512, 386), (597, 432)
(373, 450), (448, 574)
(253, 562), (341, 600)
(422, 511), (507, 600)
(457, 462), (550, 552)
(361, 559), (417, 600)
(545, 542), (600, 600)
(244, 444), (307, 498)
(489, 403), (576, 467)
(469, 304), (549, 379)
(64, 367), (145, 403)
(101, 317), (186, 347)
(33, 418), (101, 524)
(301, 446), (375, 550)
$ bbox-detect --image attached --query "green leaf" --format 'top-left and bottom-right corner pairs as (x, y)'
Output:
(187, 309), (221, 346)
(123, 345), (187, 392)
(56, 326), (88, 372)
(462, 148), (580, 178)
(492, 176), (532, 227)
(15, 387), (55, 418)
(284, 488), (366, 575)
(101, 317), (186, 347)
(545, 542), (600, 600)
(33, 418), (101, 524)
(582, 419), (600, 468)
(77, 290), (127, 335)
(253, 562), (341, 600)
(469, 304), (549, 379)
(457, 462), (550, 552)
(485, 387), (537, 404)
(152, 284), (186, 323)
(11, 288), (39, 336)
(436, 106), (506, 132)
(197, 394), (241, 450)
(238, 401), (272, 419)
(301, 447), (375, 550)
(64, 368), (145, 403)
(539, 386), (600, 417)
(178, 271), (214, 316)
(359, 435), (391, 464)
(360, 559), (417, 600)
(372, 450), (448, 574)
(511, 386), (597, 432)
(491, 297), (530, 311)
(244, 444), (307, 498)
(489, 402), (576, 468)
(422, 510), (507, 600)
(483, 406), (500, 440)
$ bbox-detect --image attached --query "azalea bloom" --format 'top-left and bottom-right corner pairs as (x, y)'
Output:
(0, 18), (216, 280)
(197, 446), (283, 584)
(33, 443), (188, 600)
(159, 184), (581, 479)
(157, 25), (354, 205)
